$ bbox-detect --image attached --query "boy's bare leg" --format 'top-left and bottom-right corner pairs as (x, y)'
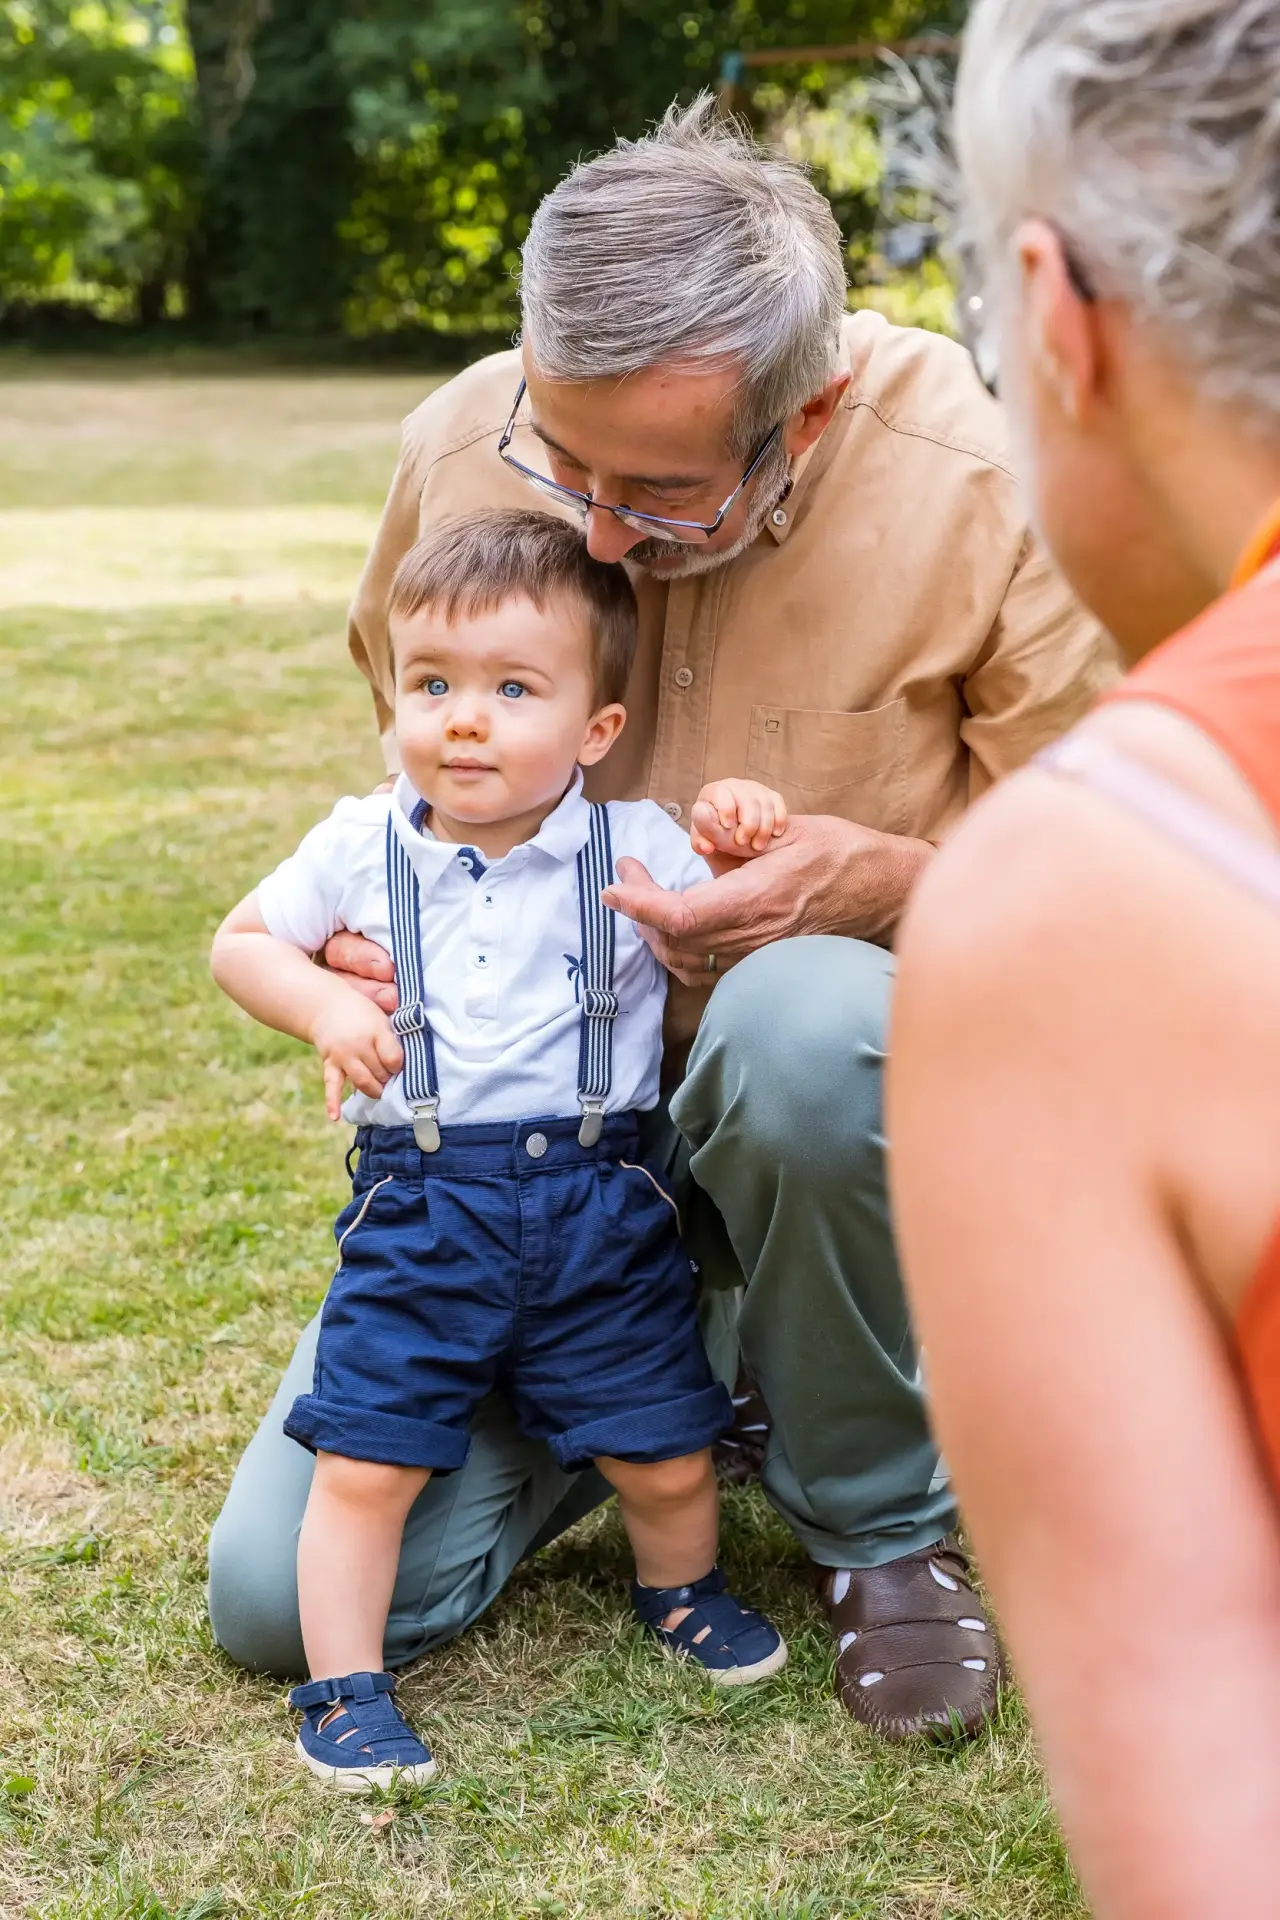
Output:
(597, 1449), (718, 1626)
(298, 1452), (432, 1677)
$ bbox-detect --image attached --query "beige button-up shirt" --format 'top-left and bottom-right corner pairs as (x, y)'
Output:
(350, 312), (1114, 850)
(350, 313), (1115, 1053)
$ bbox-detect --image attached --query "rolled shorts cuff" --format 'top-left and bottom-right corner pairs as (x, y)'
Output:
(283, 1394), (471, 1472)
(551, 1383), (733, 1472)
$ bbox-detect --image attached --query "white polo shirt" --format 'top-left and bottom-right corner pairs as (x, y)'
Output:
(256, 772), (711, 1128)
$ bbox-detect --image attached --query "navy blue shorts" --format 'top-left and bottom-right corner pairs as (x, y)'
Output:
(284, 1114), (732, 1473)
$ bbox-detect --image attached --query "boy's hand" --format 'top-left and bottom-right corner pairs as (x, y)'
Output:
(690, 779), (789, 860)
(310, 996), (404, 1121)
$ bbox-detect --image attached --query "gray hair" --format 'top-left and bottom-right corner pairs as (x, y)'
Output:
(954, 0), (1280, 419)
(519, 93), (848, 456)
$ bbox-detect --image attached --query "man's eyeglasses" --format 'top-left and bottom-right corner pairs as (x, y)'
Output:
(497, 378), (784, 544)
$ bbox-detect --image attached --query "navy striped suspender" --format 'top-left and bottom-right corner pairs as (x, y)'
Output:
(383, 804), (619, 1152)
(385, 815), (442, 1152)
(573, 802), (619, 1147)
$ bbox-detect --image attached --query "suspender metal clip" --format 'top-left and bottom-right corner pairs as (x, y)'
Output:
(580, 987), (619, 1020)
(577, 1098), (605, 1148)
(411, 1100), (441, 1154)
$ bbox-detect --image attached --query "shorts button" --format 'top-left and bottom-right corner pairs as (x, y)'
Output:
(525, 1131), (549, 1159)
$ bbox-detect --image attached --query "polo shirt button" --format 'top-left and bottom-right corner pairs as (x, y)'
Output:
(674, 666), (694, 689)
(526, 1132), (548, 1159)
(664, 802), (681, 820)
(772, 507), (788, 527)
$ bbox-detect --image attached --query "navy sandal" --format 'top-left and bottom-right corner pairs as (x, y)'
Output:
(289, 1671), (437, 1793)
(631, 1567), (788, 1686)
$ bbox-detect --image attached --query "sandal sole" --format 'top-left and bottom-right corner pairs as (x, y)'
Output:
(295, 1738), (438, 1794)
(667, 1634), (789, 1687)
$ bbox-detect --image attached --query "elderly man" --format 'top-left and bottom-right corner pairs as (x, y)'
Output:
(208, 96), (1113, 1740)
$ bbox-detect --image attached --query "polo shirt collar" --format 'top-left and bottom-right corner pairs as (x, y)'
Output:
(389, 769), (591, 889)
(522, 768), (591, 863)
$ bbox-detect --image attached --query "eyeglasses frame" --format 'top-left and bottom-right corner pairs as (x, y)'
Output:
(496, 378), (785, 541)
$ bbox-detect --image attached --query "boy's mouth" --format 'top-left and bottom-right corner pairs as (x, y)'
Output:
(443, 758), (497, 779)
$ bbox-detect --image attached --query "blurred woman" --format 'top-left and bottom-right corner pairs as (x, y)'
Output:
(888, 2), (1280, 1914)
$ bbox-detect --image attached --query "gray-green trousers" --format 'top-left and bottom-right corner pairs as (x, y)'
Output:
(207, 935), (954, 1676)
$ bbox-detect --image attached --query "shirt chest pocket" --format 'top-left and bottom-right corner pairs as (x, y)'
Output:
(745, 699), (908, 833)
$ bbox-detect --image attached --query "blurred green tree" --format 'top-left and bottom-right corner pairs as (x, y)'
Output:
(185, 0), (352, 332)
(335, 0), (964, 339)
(0, 0), (196, 321)
(0, 0), (967, 339)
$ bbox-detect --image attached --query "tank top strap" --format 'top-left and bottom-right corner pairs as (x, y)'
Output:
(1038, 731), (1280, 914)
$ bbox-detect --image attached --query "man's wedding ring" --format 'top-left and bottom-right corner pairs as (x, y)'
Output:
(706, 952), (718, 975)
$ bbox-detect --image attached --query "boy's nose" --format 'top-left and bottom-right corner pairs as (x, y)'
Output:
(445, 702), (487, 740)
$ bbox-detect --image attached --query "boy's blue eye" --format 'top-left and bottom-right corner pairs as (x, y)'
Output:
(499, 681), (527, 699)
(425, 677), (448, 695)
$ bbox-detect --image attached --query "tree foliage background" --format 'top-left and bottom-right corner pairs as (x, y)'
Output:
(0, 0), (966, 346)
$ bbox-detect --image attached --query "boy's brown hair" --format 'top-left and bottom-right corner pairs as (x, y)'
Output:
(388, 508), (638, 707)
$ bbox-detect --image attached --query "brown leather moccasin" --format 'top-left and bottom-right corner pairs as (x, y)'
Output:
(817, 1537), (1004, 1741)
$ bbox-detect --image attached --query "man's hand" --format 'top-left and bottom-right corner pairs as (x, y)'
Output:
(691, 778), (789, 862)
(310, 994), (404, 1121)
(603, 814), (934, 986)
(323, 930), (399, 1013)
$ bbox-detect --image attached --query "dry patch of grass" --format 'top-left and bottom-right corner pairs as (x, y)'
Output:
(0, 365), (1081, 1919)
(0, 507), (380, 609)
(0, 367), (435, 511)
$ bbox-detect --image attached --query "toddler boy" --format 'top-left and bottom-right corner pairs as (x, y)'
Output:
(212, 508), (790, 1791)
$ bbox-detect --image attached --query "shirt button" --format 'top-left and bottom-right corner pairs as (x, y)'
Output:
(664, 802), (681, 820)
(483, 894), (495, 908)
(772, 507), (788, 527)
(474, 953), (488, 968)
(525, 1131), (548, 1159)
(674, 666), (694, 689)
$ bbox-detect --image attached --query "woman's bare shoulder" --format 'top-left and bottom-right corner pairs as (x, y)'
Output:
(903, 696), (1280, 1001)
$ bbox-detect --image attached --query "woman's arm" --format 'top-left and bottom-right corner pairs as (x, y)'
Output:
(212, 894), (403, 1119)
(888, 776), (1280, 1920)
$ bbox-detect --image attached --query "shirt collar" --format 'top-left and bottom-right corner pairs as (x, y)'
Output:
(389, 769), (591, 890)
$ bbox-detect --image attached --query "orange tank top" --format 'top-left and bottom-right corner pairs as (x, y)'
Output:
(1041, 543), (1280, 1487)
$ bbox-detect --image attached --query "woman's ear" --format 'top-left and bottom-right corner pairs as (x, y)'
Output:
(578, 702), (627, 767)
(1017, 218), (1101, 427)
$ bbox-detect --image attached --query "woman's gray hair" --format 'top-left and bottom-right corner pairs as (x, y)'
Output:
(955, 0), (1280, 417)
(519, 93), (848, 456)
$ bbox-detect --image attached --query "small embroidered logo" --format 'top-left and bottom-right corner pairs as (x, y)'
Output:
(565, 953), (582, 1002)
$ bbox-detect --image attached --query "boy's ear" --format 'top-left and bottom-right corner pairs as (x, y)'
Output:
(578, 702), (627, 767)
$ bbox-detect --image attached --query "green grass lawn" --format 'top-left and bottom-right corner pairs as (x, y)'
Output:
(0, 365), (1083, 1920)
